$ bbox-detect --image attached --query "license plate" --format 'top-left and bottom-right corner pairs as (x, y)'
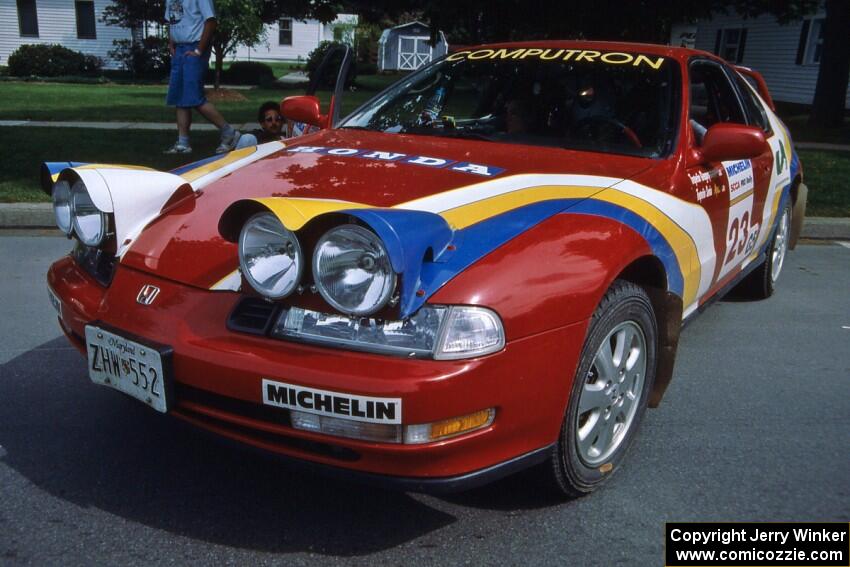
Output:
(48, 287), (61, 318)
(85, 325), (169, 413)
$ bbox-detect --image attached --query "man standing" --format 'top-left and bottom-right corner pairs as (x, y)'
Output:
(164, 0), (240, 154)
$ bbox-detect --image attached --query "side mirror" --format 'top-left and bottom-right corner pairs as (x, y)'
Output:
(700, 123), (767, 163)
(281, 96), (326, 128)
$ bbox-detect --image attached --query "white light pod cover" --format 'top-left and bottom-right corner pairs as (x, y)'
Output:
(239, 212), (303, 299)
(52, 180), (73, 235)
(70, 180), (107, 246)
(313, 224), (397, 316)
(435, 307), (505, 360)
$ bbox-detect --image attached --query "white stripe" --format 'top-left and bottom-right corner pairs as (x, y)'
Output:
(396, 173), (623, 213)
(190, 141), (285, 190)
(838, 241), (850, 250)
(608, 180), (717, 300)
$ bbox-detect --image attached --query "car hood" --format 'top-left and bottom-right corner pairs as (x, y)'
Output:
(122, 129), (654, 289)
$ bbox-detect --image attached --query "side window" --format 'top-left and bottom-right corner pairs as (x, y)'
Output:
(732, 72), (771, 134)
(688, 61), (746, 144)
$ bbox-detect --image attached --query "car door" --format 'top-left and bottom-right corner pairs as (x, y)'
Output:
(684, 58), (772, 292)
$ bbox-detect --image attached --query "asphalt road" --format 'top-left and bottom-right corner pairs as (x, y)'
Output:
(1, 234), (848, 566)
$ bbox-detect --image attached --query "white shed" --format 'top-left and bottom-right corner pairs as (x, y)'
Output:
(378, 21), (448, 72)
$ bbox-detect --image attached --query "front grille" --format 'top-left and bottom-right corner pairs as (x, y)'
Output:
(176, 383), (291, 427)
(227, 297), (279, 335)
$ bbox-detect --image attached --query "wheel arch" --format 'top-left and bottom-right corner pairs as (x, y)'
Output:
(613, 255), (683, 408)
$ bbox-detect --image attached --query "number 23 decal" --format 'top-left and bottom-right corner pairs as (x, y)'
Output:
(720, 194), (761, 278)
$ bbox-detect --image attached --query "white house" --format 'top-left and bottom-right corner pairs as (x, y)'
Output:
(0, 0), (131, 67)
(231, 14), (357, 62)
(673, 8), (850, 108)
(1, 1), (357, 69)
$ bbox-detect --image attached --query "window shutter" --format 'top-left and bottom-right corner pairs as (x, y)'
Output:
(736, 29), (747, 63)
(714, 29), (722, 55)
(795, 20), (810, 65)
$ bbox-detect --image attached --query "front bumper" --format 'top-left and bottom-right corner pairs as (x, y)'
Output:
(48, 256), (588, 486)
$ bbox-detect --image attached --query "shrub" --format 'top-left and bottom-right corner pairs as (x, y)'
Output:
(108, 37), (171, 79)
(8, 44), (102, 77)
(223, 61), (275, 86)
(306, 41), (357, 89)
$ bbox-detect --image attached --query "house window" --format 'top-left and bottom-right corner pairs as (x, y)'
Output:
(75, 1), (96, 39)
(716, 28), (747, 63)
(279, 18), (292, 46)
(804, 18), (824, 64)
(16, 0), (39, 38)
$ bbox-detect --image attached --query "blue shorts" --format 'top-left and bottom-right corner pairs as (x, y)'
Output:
(166, 43), (209, 108)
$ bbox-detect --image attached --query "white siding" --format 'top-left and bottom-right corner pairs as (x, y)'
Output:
(0, 0), (131, 68)
(692, 10), (850, 108)
(232, 14), (357, 62)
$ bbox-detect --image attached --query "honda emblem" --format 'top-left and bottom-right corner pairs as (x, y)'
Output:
(137, 284), (160, 305)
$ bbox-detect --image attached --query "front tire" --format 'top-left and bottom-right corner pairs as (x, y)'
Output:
(548, 280), (657, 497)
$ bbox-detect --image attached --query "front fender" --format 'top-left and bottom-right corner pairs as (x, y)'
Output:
(429, 212), (658, 341)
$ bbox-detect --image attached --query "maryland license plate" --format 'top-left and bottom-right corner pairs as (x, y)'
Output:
(85, 325), (169, 413)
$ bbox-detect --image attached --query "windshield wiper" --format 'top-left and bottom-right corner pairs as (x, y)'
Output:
(429, 130), (497, 142)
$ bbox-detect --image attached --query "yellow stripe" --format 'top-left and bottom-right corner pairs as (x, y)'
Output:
(595, 190), (701, 307)
(75, 164), (155, 172)
(730, 190), (754, 206)
(437, 185), (602, 229)
(253, 197), (369, 230)
(178, 146), (259, 183)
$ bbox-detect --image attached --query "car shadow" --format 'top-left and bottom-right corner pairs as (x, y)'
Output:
(0, 338), (559, 555)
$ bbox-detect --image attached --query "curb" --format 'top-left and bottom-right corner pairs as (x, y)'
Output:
(1, 202), (848, 240)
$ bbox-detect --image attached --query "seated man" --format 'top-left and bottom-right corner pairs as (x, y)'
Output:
(235, 101), (284, 149)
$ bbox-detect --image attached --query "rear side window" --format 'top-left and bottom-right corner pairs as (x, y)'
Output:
(733, 73), (771, 134)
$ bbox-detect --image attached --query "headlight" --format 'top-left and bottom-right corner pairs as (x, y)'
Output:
(312, 224), (397, 316)
(239, 212), (303, 299)
(71, 180), (107, 246)
(271, 304), (504, 360)
(52, 180), (73, 235)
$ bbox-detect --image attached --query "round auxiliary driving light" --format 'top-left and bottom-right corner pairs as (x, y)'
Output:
(239, 212), (303, 299)
(313, 224), (396, 316)
(52, 180), (73, 235)
(70, 180), (107, 247)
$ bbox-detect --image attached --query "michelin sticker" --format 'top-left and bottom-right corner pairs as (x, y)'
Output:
(724, 159), (754, 200)
(263, 379), (402, 424)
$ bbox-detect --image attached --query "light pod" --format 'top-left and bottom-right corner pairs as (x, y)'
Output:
(239, 212), (304, 299)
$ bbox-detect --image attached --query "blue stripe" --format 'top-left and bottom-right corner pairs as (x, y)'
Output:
(399, 199), (683, 316)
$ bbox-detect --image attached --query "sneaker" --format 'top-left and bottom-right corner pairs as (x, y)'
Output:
(216, 130), (241, 154)
(164, 142), (192, 154)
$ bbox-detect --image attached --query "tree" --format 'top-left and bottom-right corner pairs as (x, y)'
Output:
(209, 0), (266, 88)
(808, 0), (850, 127)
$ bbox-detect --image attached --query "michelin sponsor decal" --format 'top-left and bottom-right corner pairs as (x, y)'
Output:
(723, 159), (754, 201)
(286, 145), (505, 177)
(446, 48), (666, 69)
(262, 379), (401, 424)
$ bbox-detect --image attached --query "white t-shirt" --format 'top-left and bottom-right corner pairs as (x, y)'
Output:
(165, 0), (215, 44)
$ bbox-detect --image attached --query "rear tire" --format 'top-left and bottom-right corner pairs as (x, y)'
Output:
(547, 280), (657, 497)
(738, 202), (791, 299)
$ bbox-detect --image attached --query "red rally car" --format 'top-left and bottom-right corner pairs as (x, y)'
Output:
(44, 41), (807, 496)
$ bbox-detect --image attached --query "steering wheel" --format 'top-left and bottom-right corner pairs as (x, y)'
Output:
(574, 116), (642, 149)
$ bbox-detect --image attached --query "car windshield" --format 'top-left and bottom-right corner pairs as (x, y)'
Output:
(341, 48), (679, 158)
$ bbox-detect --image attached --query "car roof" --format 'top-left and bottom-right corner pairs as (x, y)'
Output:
(456, 40), (714, 62)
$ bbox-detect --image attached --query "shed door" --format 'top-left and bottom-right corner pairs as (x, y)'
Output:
(398, 36), (432, 70)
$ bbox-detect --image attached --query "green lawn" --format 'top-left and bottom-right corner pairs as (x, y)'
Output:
(0, 75), (398, 123)
(797, 149), (850, 217)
